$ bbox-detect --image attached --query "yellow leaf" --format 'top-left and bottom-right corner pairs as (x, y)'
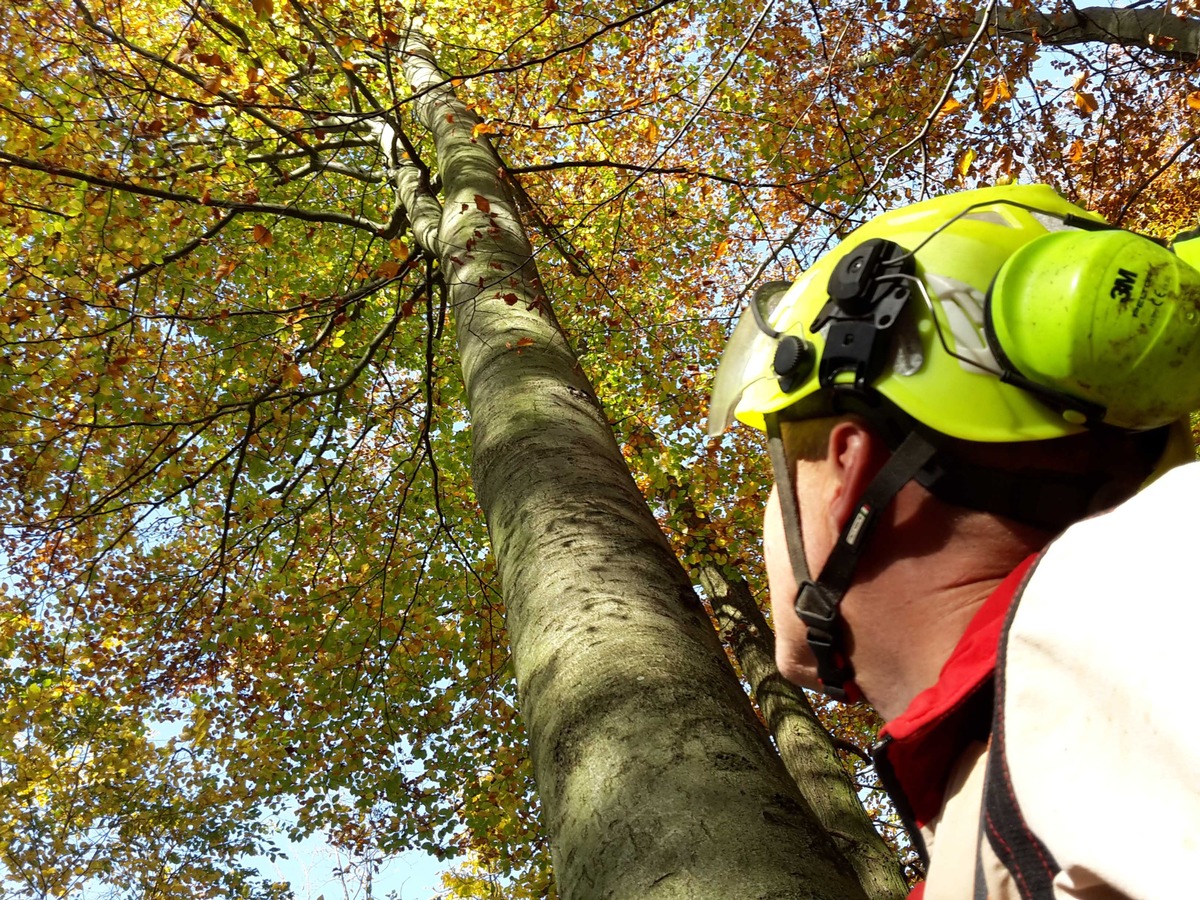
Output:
(252, 224), (273, 248)
(1188, 91), (1200, 111)
(1074, 92), (1098, 114)
(714, 239), (731, 259)
(389, 238), (410, 262)
(472, 122), (496, 139)
(981, 77), (1011, 112)
(1073, 71), (1088, 90)
(957, 147), (976, 178)
(935, 97), (963, 119)
(645, 120), (659, 143)
(1068, 139), (1084, 162)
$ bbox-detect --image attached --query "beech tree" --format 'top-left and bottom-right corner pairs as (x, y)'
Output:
(1, 1), (1198, 898)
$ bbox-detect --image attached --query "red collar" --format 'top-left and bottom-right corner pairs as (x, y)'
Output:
(876, 554), (1037, 828)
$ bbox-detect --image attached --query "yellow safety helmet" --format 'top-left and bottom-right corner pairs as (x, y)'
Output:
(709, 183), (1200, 443)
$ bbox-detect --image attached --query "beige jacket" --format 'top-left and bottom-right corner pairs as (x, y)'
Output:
(877, 462), (1200, 900)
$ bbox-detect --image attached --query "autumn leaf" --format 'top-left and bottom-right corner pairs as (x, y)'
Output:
(1074, 92), (1099, 114)
(213, 257), (239, 281)
(935, 97), (963, 119)
(251, 0), (273, 18)
(981, 77), (1011, 112)
(377, 260), (401, 278)
(252, 224), (273, 248)
(1188, 91), (1200, 111)
(389, 238), (410, 261)
(474, 194), (491, 213)
(473, 122), (496, 140)
(957, 147), (977, 177)
(1068, 139), (1085, 162)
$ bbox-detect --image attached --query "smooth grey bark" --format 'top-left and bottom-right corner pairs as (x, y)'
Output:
(700, 567), (907, 900)
(397, 25), (872, 900)
(983, 5), (1200, 58)
(856, 4), (1200, 71)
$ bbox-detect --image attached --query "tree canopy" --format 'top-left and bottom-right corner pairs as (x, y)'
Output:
(2, 0), (1198, 897)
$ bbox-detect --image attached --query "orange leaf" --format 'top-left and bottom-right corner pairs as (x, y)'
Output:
(516, 337), (535, 347)
(714, 240), (731, 259)
(252, 224), (273, 248)
(935, 97), (963, 119)
(389, 239), (410, 262)
(1188, 91), (1200, 111)
(214, 258), (239, 282)
(341, 60), (356, 71)
(377, 260), (400, 278)
(1068, 139), (1084, 163)
(981, 77), (1011, 112)
(251, 0), (273, 18)
(472, 122), (496, 139)
(474, 194), (491, 213)
(1074, 92), (1098, 114)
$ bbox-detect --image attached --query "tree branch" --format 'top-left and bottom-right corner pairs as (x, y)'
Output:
(0, 149), (390, 234)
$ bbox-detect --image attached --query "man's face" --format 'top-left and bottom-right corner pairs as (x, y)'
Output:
(762, 468), (839, 692)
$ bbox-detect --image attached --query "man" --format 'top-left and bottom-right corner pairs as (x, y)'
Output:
(708, 184), (1200, 898)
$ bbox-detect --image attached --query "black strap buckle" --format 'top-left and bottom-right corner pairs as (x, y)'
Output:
(796, 581), (853, 700)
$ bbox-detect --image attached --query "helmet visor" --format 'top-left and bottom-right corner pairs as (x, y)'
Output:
(707, 281), (791, 436)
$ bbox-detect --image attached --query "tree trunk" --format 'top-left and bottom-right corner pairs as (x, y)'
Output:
(701, 567), (908, 900)
(399, 25), (871, 900)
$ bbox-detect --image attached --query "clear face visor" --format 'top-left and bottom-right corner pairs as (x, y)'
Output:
(706, 281), (792, 437)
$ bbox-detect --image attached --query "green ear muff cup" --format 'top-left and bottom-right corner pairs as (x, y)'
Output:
(989, 230), (1200, 430)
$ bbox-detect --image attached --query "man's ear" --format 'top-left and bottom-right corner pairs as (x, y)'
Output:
(824, 420), (889, 532)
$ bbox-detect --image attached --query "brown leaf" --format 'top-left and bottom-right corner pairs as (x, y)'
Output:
(251, 0), (273, 18)
(252, 224), (273, 248)
(377, 260), (400, 279)
(474, 194), (492, 213)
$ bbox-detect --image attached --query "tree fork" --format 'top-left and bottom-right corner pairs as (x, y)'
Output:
(398, 23), (871, 900)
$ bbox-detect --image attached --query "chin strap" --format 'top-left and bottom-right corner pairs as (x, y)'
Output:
(766, 414), (938, 701)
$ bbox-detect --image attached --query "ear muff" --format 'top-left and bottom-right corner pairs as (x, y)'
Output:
(986, 228), (1200, 430)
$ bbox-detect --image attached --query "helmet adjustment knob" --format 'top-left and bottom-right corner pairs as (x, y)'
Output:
(774, 335), (815, 393)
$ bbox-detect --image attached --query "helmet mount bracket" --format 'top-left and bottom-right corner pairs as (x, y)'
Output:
(811, 238), (915, 389)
